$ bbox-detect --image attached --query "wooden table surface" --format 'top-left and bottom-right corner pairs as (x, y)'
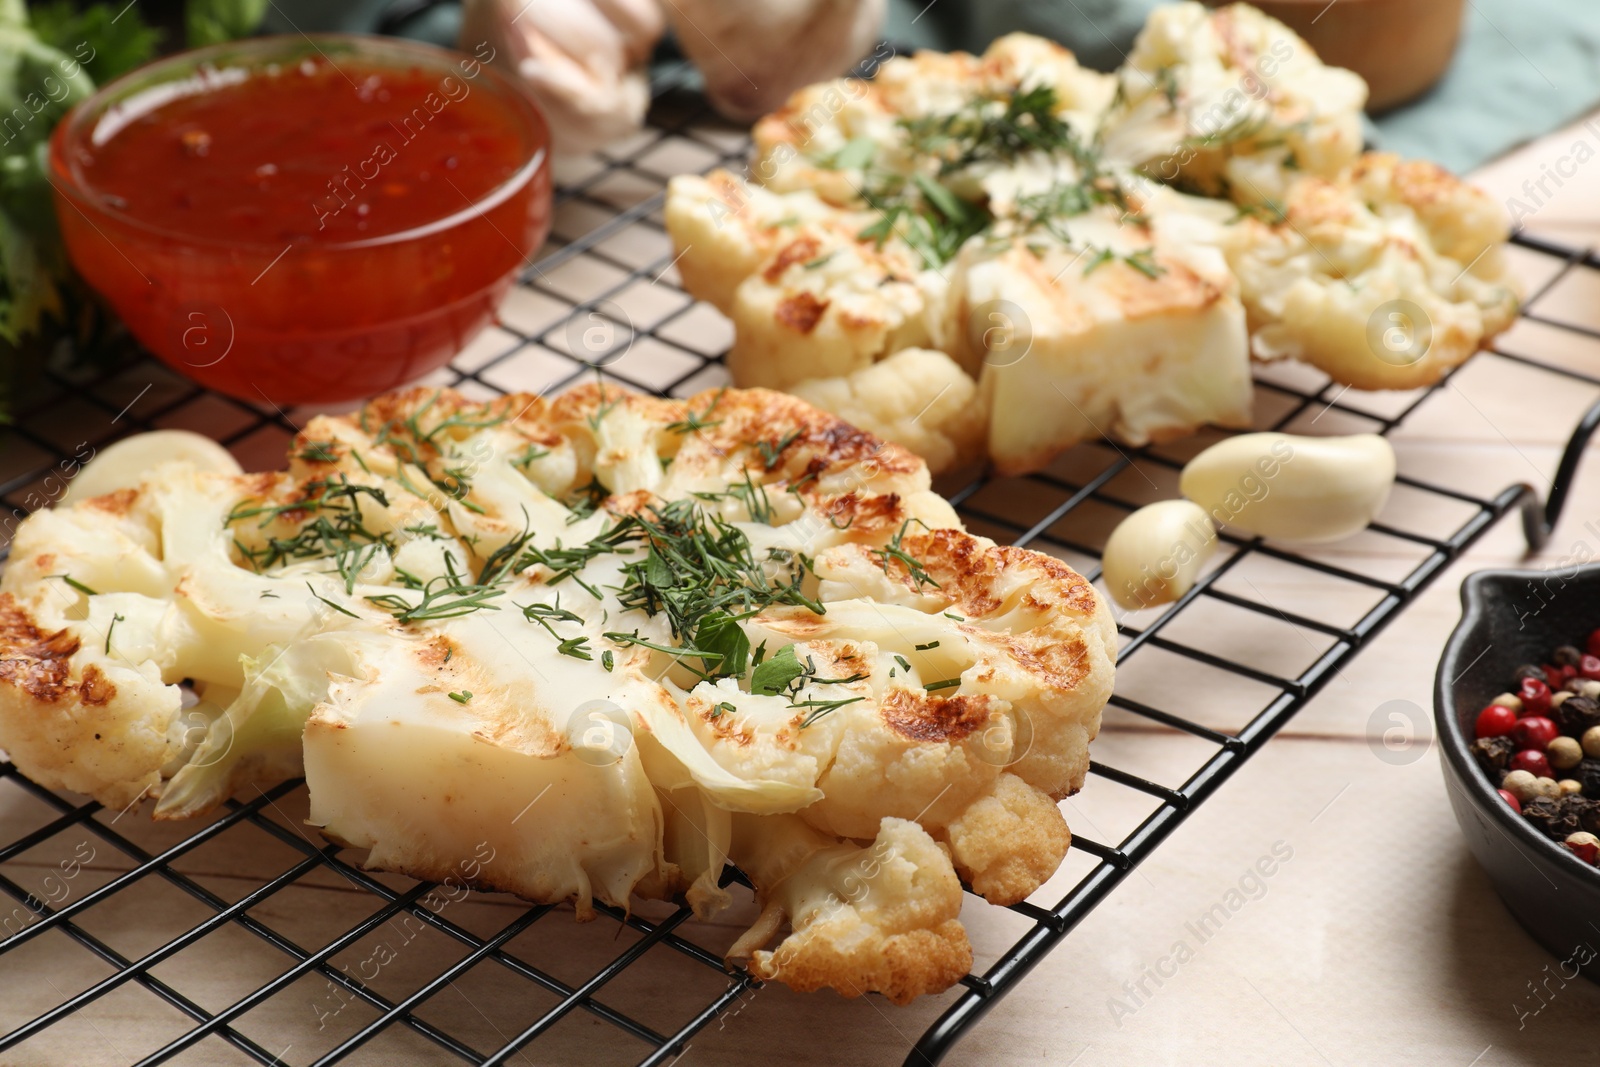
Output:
(3, 114), (1599, 1067)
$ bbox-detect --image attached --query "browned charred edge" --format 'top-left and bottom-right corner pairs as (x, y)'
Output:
(763, 236), (824, 283)
(776, 292), (829, 334)
(0, 594), (81, 703)
(880, 689), (993, 743)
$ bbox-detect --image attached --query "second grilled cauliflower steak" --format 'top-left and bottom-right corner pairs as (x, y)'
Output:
(0, 384), (1116, 1003)
(664, 1), (1519, 475)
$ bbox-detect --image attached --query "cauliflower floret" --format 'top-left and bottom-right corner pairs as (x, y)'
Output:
(726, 223), (942, 391)
(1219, 152), (1520, 389)
(1098, 2), (1368, 206)
(961, 206), (1253, 474)
(789, 348), (985, 473)
(728, 815), (972, 1004)
(663, 171), (841, 313)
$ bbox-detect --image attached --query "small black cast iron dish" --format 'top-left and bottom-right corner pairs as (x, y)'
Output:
(1436, 565), (1600, 980)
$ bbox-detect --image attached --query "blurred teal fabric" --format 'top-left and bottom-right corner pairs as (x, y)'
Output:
(887, 0), (1600, 173)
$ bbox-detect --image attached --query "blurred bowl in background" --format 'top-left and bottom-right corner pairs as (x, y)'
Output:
(1225, 0), (1465, 111)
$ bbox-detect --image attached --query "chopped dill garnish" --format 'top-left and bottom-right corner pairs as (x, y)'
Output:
(757, 430), (800, 470)
(795, 695), (866, 728)
(511, 443), (550, 470)
(294, 440), (340, 463)
(557, 636), (593, 660)
(666, 389), (727, 435)
(1123, 248), (1165, 279)
(306, 582), (358, 618)
(47, 574), (97, 596)
(227, 475), (392, 573)
(364, 557), (503, 623)
(870, 519), (941, 591)
(104, 613), (124, 655)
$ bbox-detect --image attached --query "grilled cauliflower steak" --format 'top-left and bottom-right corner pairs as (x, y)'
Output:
(749, 31), (1116, 210)
(1218, 153), (1520, 389)
(664, 4), (1516, 474)
(0, 384), (1115, 1003)
(1097, 2), (1367, 206)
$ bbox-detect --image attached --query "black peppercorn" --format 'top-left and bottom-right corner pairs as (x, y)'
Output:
(1556, 696), (1600, 738)
(1471, 735), (1516, 777)
(1514, 664), (1548, 683)
(1521, 795), (1600, 841)
(1554, 645), (1584, 668)
(1579, 758), (1600, 798)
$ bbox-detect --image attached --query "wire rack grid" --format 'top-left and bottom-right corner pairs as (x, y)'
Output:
(0, 77), (1596, 1067)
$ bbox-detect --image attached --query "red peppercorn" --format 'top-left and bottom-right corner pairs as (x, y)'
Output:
(1561, 664), (1579, 684)
(1512, 716), (1560, 750)
(1582, 654), (1600, 681)
(1587, 629), (1600, 657)
(1566, 839), (1599, 865)
(1475, 704), (1519, 738)
(1498, 789), (1522, 814)
(1545, 665), (1565, 689)
(1510, 749), (1552, 779)
(1518, 677), (1552, 717)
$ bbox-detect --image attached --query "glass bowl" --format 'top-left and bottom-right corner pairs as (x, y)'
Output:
(49, 34), (551, 405)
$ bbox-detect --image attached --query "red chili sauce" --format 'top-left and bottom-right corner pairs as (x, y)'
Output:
(53, 49), (550, 403)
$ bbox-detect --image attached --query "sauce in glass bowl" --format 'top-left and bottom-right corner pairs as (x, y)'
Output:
(50, 36), (551, 404)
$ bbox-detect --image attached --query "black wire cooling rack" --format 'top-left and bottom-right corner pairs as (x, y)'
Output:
(0, 77), (1599, 1067)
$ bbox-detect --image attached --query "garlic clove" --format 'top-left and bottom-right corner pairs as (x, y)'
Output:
(660, 0), (887, 122)
(66, 431), (242, 503)
(1101, 500), (1218, 611)
(1179, 432), (1395, 544)
(459, 0), (664, 156)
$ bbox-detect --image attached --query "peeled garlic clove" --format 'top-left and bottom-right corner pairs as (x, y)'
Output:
(66, 430), (241, 503)
(459, 0), (664, 156)
(1101, 500), (1218, 611)
(660, 0), (888, 122)
(1179, 432), (1395, 543)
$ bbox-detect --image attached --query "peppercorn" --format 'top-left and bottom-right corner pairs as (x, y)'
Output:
(1555, 645), (1584, 668)
(1475, 704), (1518, 739)
(1521, 795), (1600, 841)
(1549, 735), (1584, 771)
(1471, 735), (1516, 776)
(1560, 779), (1585, 796)
(1555, 695), (1600, 737)
(1584, 725), (1600, 759)
(1513, 716), (1559, 750)
(1519, 678), (1553, 717)
(1514, 664), (1548, 684)
(1501, 769), (1541, 803)
(1578, 758), (1600, 797)
(1511, 750), (1553, 779)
